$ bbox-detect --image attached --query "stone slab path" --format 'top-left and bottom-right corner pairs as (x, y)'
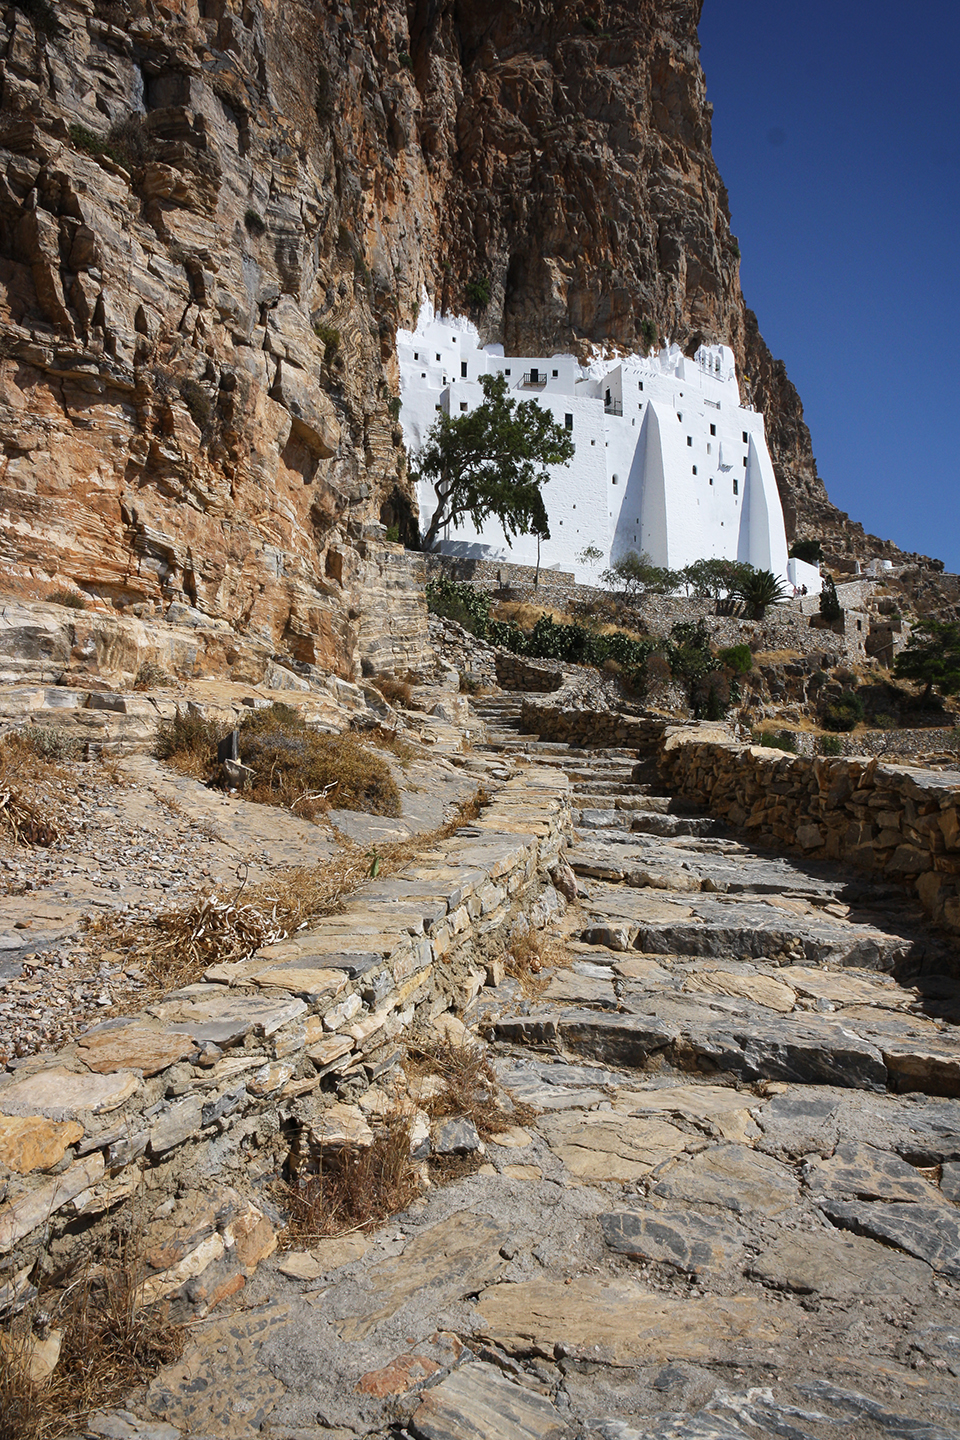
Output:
(86, 695), (960, 1440)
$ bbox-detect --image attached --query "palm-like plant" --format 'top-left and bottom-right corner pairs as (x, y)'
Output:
(735, 568), (789, 619)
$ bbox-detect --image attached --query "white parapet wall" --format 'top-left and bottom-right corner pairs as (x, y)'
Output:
(398, 299), (816, 593)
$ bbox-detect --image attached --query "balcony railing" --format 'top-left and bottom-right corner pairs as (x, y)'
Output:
(521, 372), (547, 388)
(604, 399), (623, 416)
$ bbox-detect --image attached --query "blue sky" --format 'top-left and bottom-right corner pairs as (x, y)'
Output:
(698, 1), (960, 573)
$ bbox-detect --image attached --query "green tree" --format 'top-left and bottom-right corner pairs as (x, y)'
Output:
(894, 620), (960, 703)
(681, 557), (755, 599)
(819, 574), (842, 622)
(601, 550), (681, 599)
(416, 373), (574, 552)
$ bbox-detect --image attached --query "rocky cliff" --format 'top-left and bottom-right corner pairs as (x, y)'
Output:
(0, 0), (933, 684)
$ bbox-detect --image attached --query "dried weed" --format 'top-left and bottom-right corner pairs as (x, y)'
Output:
(282, 1113), (420, 1243)
(90, 788), (491, 993)
(504, 926), (567, 998)
(0, 1217), (183, 1440)
(0, 733), (74, 848)
(405, 1036), (534, 1138)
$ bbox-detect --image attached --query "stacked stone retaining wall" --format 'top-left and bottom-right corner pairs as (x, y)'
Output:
(0, 771), (571, 1287)
(659, 736), (960, 936)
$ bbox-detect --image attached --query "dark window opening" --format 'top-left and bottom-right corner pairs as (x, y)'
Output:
(461, 362), (467, 378)
(733, 477), (738, 495)
(686, 436), (692, 446)
(552, 369), (558, 377)
(459, 402), (468, 412)
(710, 423), (716, 436)
(742, 430), (748, 443)
(564, 413), (573, 431)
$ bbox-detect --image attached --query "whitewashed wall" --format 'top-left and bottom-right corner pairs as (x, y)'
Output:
(397, 300), (814, 592)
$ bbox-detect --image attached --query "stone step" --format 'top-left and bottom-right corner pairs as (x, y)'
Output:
(571, 782), (653, 796)
(575, 891), (921, 971)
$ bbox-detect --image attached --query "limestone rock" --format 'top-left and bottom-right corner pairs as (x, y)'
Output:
(0, 1115), (83, 1174)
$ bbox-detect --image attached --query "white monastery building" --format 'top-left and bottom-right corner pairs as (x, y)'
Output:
(397, 301), (820, 593)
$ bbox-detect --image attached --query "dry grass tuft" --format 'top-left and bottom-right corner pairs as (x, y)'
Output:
(157, 703), (402, 819)
(0, 1219), (183, 1440)
(493, 600), (575, 630)
(406, 1037), (535, 1138)
(282, 1113), (420, 1243)
(504, 926), (567, 997)
(371, 673), (413, 709)
(155, 707), (228, 780)
(0, 732), (78, 848)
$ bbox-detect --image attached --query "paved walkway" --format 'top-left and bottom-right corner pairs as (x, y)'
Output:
(97, 695), (960, 1440)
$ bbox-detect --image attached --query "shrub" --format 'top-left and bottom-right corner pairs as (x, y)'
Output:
(638, 317), (658, 354)
(691, 668), (732, 720)
(398, 49), (413, 70)
(314, 322), (341, 366)
(179, 377), (212, 431)
(818, 734), (843, 755)
(16, 0), (63, 38)
(239, 705), (401, 816)
(70, 117), (155, 170)
(387, 396), (402, 422)
(156, 708), (229, 777)
(823, 689), (864, 732)
(282, 1113), (418, 1242)
(789, 538), (823, 565)
(315, 64), (334, 123)
(384, 523), (400, 543)
(717, 643), (752, 675)
(581, 13), (601, 34)
(873, 712), (898, 730)
(642, 651), (672, 692)
(47, 586), (87, 609)
(14, 726), (82, 762)
(134, 661), (172, 691)
(426, 577), (492, 636)
(244, 207), (266, 235)
(373, 674), (413, 708)
(754, 729), (797, 753)
(465, 276), (491, 309)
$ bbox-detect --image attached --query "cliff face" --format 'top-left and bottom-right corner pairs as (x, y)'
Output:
(0, 0), (923, 680)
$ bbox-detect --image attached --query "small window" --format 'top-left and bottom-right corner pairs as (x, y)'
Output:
(612, 474), (619, 485)
(709, 477), (713, 486)
(414, 351), (419, 361)
(459, 402), (468, 412)
(460, 362), (467, 378)
(436, 353), (441, 361)
(692, 465), (697, 475)
(638, 381), (644, 391)
(742, 430), (748, 443)
(710, 423), (716, 436)
(572, 504), (576, 510)
(743, 456), (748, 466)
(505, 368), (511, 376)
(707, 443), (712, 455)
(677, 413), (683, 422)
(451, 336), (457, 343)
(435, 404), (442, 411)
(421, 372), (426, 378)
(686, 436), (692, 447)
(733, 477), (738, 495)
(856, 619), (862, 632)
(564, 413), (573, 431)
(552, 369), (558, 377)
(590, 438), (596, 446)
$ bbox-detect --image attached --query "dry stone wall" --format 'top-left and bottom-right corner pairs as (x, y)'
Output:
(0, 770), (570, 1282)
(659, 735), (960, 938)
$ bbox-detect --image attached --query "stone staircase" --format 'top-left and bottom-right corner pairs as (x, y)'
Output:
(63, 688), (960, 1440)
